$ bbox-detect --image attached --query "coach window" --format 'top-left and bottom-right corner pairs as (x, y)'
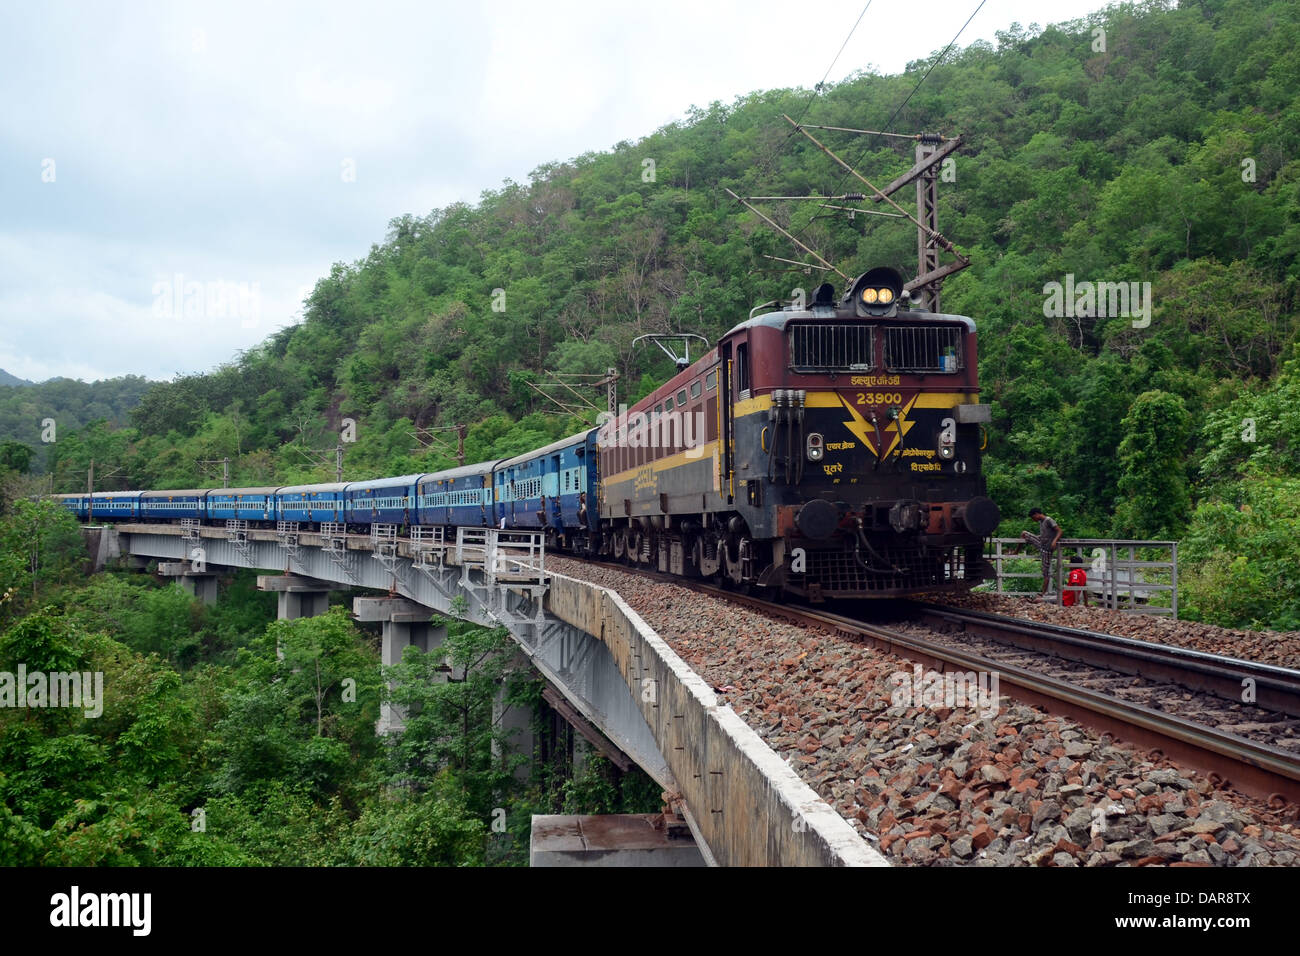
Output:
(690, 381), (701, 399)
(706, 369), (717, 390)
(676, 389), (687, 406)
(736, 343), (750, 397)
(665, 396), (674, 411)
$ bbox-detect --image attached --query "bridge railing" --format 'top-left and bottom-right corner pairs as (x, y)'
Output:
(410, 525), (445, 570)
(455, 528), (546, 587)
(982, 537), (1178, 619)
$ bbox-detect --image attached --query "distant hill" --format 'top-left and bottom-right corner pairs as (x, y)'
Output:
(0, 369), (33, 387)
(0, 374), (154, 472)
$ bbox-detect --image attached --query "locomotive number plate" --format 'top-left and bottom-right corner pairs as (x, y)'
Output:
(855, 391), (903, 406)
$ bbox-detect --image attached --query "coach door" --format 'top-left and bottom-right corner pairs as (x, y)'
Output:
(719, 342), (735, 505)
(549, 453), (562, 525)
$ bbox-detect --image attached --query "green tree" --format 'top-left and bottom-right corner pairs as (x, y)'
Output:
(0, 440), (32, 474)
(1180, 472), (1300, 630)
(271, 606), (380, 738)
(1112, 390), (1192, 540)
(1197, 346), (1300, 490)
(348, 788), (486, 866)
(0, 498), (84, 608)
(385, 623), (527, 815)
(211, 608), (380, 801)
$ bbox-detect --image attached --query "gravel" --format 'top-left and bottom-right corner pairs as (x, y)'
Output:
(549, 557), (1300, 867)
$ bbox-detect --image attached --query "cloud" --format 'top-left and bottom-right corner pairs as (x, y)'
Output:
(0, 0), (1107, 381)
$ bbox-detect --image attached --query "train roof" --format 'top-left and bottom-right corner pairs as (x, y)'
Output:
(277, 482), (349, 494)
(418, 461), (497, 483)
(724, 306), (976, 339)
(140, 489), (210, 498)
(345, 474), (427, 491)
(90, 490), (142, 498)
(497, 429), (597, 469)
(206, 486), (282, 496)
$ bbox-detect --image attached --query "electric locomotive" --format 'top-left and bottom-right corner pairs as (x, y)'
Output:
(597, 266), (999, 599)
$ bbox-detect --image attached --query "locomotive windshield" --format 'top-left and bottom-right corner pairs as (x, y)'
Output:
(883, 325), (964, 373)
(789, 322), (875, 372)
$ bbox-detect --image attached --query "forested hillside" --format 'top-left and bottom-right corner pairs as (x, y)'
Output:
(0, 376), (152, 476)
(23, 0), (1300, 628)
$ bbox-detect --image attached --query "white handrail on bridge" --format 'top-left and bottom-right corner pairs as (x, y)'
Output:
(983, 537), (1179, 619)
(454, 527), (546, 587)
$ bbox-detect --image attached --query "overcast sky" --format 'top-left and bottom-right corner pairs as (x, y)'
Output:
(0, 0), (1110, 383)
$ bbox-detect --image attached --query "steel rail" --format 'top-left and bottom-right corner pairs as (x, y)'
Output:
(569, 559), (1300, 810)
(910, 602), (1300, 719)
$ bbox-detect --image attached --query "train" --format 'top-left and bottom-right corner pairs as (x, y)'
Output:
(52, 265), (1000, 601)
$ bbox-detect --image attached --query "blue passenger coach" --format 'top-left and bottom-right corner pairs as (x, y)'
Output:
(344, 474), (424, 527)
(206, 487), (280, 523)
(416, 462), (496, 528)
(494, 429), (598, 539)
(277, 483), (347, 525)
(52, 494), (88, 518)
(141, 489), (206, 521)
(89, 491), (140, 521)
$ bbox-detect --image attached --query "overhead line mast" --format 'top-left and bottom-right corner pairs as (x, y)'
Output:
(734, 120), (970, 313)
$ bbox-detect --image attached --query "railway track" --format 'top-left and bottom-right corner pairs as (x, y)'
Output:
(909, 602), (1300, 721)
(555, 556), (1300, 811)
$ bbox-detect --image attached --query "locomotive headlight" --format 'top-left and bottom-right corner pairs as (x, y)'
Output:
(806, 432), (824, 461)
(850, 268), (904, 317)
(938, 442), (956, 460)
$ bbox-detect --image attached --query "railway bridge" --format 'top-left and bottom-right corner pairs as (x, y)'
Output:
(81, 521), (885, 868)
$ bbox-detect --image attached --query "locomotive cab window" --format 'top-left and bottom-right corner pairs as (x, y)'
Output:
(736, 343), (750, 396)
(790, 322), (874, 372)
(884, 325), (964, 373)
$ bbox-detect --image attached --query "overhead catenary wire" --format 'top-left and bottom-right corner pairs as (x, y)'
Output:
(789, 0), (988, 245)
(748, 2), (875, 190)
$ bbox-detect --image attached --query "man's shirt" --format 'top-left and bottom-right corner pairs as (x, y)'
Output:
(1039, 515), (1060, 543)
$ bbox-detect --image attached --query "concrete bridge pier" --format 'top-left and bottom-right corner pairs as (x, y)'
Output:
(493, 648), (537, 782)
(353, 597), (447, 735)
(158, 560), (221, 604)
(257, 574), (333, 621)
(80, 525), (122, 572)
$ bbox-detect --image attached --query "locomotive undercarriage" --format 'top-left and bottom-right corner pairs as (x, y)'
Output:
(596, 508), (991, 600)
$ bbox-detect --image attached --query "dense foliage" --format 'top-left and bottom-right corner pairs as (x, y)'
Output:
(0, 500), (657, 865)
(0, 376), (152, 476)
(11, 0), (1300, 628)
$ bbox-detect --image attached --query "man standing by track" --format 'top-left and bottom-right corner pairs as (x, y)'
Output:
(1019, 507), (1062, 596)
